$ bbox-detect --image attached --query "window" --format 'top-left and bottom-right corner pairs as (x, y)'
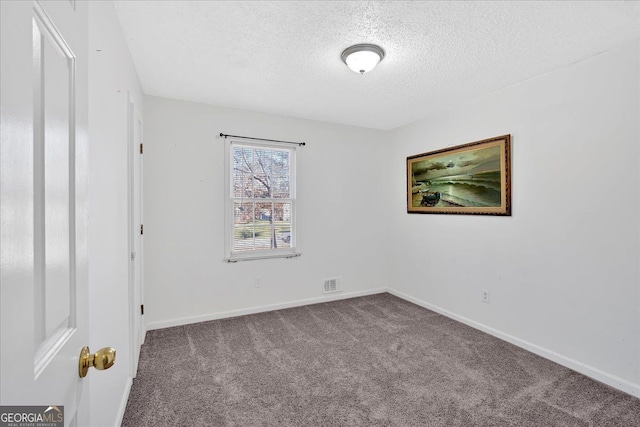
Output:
(225, 139), (297, 261)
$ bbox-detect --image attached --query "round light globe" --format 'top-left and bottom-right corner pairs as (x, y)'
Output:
(341, 44), (385, 75)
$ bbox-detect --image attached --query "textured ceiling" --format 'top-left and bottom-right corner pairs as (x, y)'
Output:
(113, 1), (639, 130)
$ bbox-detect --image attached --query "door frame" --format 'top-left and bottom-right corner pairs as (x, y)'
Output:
(127, 93), (145, 378)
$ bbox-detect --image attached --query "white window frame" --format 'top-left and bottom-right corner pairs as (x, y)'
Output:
(224, 138), (299, 262)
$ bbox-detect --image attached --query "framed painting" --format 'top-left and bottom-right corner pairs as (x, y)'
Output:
(407, 134), (511, 215)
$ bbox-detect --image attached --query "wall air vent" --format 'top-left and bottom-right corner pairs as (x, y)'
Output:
(323, 278), (342, 294)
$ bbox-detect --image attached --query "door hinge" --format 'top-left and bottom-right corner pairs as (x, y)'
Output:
(140, 224), (143, 235)
(140, 304), (144, 315)
(139, 143), (143, 154)
(131, 252), (135, 261)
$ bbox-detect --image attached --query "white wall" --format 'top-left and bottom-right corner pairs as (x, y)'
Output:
(143, 96), (390, 329)
(387, 41), (640, 396)
(88, 2), (144, 426)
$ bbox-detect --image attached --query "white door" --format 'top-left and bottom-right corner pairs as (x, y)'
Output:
(128, 97), (144, 377)
(1, 1), (93, 426)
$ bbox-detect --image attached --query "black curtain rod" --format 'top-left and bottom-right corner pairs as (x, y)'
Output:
(220, 133), (306, 147)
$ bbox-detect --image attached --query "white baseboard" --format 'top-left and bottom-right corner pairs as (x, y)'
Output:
(386, 288), (640, 399)
(114, 377), (133, 427)
(145, 288), (388, 331)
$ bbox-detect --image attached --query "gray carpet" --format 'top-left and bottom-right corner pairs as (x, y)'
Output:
(121, 293), (640, 426)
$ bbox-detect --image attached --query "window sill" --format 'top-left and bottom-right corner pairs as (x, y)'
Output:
(224, 252), (301, 263)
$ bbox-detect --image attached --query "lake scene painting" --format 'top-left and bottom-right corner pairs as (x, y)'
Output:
(407, 135), (511, 215)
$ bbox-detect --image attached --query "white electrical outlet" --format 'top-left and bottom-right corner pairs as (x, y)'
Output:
(254, 277), (261, 288)
(481, 289), (490, 304)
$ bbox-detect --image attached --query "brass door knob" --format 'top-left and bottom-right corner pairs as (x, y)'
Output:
(78, 346), (116, 378)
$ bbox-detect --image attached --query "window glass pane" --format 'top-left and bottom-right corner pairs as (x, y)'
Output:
(233, 201), (255, 252)
(254, 148), (273, 179)
(232, 146), (254, 198)
(252, 149), (271, 199)
(271, 174), (289, 199)
(254, 202), (275, 250)
(274, 202), (292, 248)
(281, 151), (290, 179)
(271, 150), (290, 198)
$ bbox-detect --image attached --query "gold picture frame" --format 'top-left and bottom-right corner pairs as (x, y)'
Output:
(407, 135), (511, 215)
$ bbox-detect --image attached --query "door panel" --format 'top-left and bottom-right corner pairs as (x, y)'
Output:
(33, 0), (75, 366)
(1, 1), (89, 426)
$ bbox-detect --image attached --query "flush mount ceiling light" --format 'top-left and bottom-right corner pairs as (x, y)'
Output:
(341, 44), (385, 75)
